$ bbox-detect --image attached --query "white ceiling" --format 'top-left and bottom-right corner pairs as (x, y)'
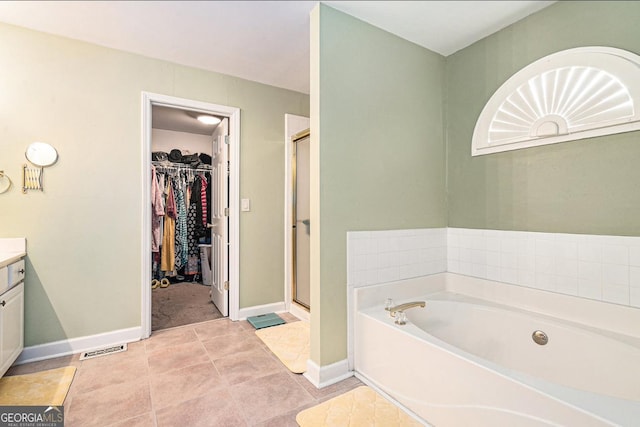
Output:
(152, 106), (222, 136)
(0, 1), (555, 95)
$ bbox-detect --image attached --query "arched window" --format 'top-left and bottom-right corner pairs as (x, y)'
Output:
(472, 47), (640, 156)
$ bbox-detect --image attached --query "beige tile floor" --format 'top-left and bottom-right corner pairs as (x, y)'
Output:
(6, 313), (363, 426)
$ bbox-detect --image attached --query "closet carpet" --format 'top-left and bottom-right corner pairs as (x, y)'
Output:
(152, 282), (223, 331)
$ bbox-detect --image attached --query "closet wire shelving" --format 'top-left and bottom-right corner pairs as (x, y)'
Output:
(152, 160), (212, 175)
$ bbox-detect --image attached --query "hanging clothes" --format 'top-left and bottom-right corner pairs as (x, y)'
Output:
(151, 166), (165, 252)
(153, 162), (212, 279)
(161, 178), (177, 272)
(174, 177), (189, 270)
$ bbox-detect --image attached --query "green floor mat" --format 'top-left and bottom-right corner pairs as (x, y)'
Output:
(247, 312), (286, 329)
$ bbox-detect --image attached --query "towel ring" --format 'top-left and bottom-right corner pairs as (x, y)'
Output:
(0, 171), (11, 194)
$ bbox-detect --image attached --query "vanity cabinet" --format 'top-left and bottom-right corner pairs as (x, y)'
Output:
(0, 257), (25, 377)
(0, 282), (24, 376)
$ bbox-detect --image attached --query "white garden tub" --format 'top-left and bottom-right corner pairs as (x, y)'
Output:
(353, 273), (640, 426)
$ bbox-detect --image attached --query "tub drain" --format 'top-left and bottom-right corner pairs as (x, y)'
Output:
(532, 330), (548, 345)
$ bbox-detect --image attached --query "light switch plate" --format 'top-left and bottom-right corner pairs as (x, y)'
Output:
(241, 198), (251, 212)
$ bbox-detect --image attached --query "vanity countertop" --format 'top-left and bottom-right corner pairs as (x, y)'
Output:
(0, 252), (26, 269)
(0, 238), (27, 268)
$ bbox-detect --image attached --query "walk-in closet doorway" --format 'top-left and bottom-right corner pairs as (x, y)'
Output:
(142, 92), (240, 339)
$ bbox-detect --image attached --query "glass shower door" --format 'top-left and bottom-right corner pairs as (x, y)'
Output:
(293, 134), (310, 309)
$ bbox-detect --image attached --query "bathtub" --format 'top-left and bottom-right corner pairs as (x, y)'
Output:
(352, 273), (640, 426)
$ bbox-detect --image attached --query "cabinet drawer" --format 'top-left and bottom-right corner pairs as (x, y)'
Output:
(7, 260), (25, 288)
(0, 267), (6, 295)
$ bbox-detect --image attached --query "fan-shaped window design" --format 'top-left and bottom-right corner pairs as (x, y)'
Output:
(472, 47), (640, 156)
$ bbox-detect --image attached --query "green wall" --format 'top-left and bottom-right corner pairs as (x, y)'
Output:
(0, 22), (309, 346)
(313, 5), (447, 364)
(446, 1), (640, 236)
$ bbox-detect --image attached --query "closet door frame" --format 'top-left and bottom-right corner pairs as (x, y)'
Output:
(141, 92), (241, 338)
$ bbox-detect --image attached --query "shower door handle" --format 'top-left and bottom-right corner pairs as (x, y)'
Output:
(296, 219), (310, 234)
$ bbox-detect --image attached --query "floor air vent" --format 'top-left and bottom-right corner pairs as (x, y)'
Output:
(79, 343), (127, 360)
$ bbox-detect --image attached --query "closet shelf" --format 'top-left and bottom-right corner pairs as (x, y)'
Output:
(152, 160), (212, 173)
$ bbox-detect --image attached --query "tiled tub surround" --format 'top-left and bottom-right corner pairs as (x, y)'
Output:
(447, 228), (640, 308)
(353, 273), (640, 426)
(346, 228), (640, 309)
(347, 228), (447, 287)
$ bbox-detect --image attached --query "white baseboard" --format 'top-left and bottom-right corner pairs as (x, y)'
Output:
(303, 358), (353, 389)
(15, 327), (142, 365)
(238, 302), (286, 320)
(289, 302), (310, 322)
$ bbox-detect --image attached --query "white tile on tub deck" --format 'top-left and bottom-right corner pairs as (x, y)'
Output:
(487, 251), (501, 267)
(555, 240), (577, 259)
(399, 264), (420, 280)
(486, 237), (501, 252)
(517, 254), (536, 271)
(471, 249), (487, 265)
(602, 244), (629, 265)
(459, 262), (473, 276)
(483, 229), (502, 239)
(500, 268), (518, 284)
(578, 279), (602, 300)
(470, 235), (486, 250)
(364, 269), (378, 286)
(378, 252), (399, 269)
(459, 248), (472, 263)
(554, 258), (578, 278)
(447, 246), (460, 261)
(516, 237), (536, 256)
(365, 253), (380, 271)
(517, 270), (535, 287)
(471, 263), (488, 279)
(602, 263), (629, 286)
(501, 252), (518, 269)
(578, 261), (602, 281)
(535, 238), (557, 257)
(351, 254), (366, 273)
(630, 287), (640, 308)
(630, 246), (640, 267)
(362, 238), (378, 255)
(408, 250), (422, 265)
(500, 237), (518, 254)
(602, 283), (630, 305)
(447, 229), (460, 246)
(535, 255), (555, 274)
(487, 265), (501, 281)
(578, 242), (602, 262)
(555, 233), (581, 243)
(631, 266), (640, 288)
(535, 273), (555, 291)
(349, 270), (365, 287)
(377, 267), (399, 283)
(387, 236), (400, 252)
(347, 231), (368, 240)
(555, 276), (578, 296)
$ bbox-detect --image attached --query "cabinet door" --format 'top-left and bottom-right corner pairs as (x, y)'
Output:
(0, 282), (24, 376)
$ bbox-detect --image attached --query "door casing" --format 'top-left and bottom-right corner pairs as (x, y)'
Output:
(141, 92), (240, 338)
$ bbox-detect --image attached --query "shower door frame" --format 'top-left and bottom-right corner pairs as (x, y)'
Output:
(291, 129), (311, 310)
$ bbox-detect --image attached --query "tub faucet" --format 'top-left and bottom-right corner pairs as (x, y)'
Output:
(385, 301), (426, 325)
